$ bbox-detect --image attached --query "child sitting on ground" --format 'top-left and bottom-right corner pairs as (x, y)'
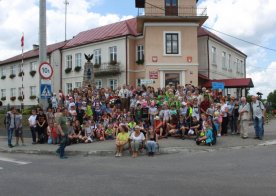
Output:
(196, 121), (214, 146)
(105, 124), (115, 140)
(83, 120), (94, 143)
(94, 124), (105, 141)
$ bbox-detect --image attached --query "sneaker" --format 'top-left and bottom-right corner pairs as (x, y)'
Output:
(115, 153), (119, 157)
(231, 132), (235, 135)
(217, 134), (221, 137)
(8, 144), (14, 148)
(118, 153), (122, 157)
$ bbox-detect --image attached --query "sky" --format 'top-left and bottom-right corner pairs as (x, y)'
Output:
(0, 0), (276, 98)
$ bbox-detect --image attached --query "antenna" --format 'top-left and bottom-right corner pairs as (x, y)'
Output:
(64, 0), (69, 41)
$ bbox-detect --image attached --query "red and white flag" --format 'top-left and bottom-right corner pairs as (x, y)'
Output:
(21, 34), (24, 47)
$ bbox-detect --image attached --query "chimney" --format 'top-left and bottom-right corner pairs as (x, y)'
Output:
(33, 44), (39, 50)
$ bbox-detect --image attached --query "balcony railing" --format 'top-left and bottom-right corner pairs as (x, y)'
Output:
(94, 62), (121, 77)
(138, 6), (207, 17)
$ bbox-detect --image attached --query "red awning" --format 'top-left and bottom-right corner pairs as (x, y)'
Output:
(202, 78), (254, 88)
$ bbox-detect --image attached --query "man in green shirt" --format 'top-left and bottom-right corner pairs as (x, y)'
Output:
(56, 108), (70, 159)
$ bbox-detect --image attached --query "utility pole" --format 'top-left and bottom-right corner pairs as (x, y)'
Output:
(64, 0), (69, 41)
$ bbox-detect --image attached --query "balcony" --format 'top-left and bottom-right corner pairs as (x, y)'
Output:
(94, 62), (121, 77)
(139, 6), (207, 17)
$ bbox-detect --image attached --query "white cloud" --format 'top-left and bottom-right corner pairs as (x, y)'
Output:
(199, 0), (276, 98)
(0, 0), (133, 60)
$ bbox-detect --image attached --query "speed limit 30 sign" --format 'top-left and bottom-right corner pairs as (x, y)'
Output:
(39, 62), (53, 80)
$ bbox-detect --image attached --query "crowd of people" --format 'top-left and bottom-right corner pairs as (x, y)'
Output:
(4, 83), (266, 159)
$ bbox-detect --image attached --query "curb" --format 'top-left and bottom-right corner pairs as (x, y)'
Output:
(1, 140), (276, 157)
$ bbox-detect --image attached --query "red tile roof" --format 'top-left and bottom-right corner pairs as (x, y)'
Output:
(0, 41), (68, 65)
(198, 27), (246, 57)
(202, 78), (254, 88)
(63, 18), (140, 49)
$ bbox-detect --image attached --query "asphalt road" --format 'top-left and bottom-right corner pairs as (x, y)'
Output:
(0, 146), (276, 196)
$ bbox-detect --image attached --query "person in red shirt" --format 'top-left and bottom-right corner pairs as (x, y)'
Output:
(200, 95), (211, 115)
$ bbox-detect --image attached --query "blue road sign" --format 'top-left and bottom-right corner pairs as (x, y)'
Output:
(40, 84), (52, 99)
(212, 82), (225, 90)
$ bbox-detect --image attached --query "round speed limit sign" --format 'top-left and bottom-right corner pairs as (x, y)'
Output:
(39, 62), (53, 80)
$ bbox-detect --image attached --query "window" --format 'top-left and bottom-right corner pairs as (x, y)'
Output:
(1, 89), (6, 98)
(10, 88), (16, 97)
(222, 52), (226, 68)
(75, 82), (82, 88)
(109, 46), (117, 63)
(66, 55), (72, 68)
(18, 64), (23, 73)
(30, 62), (37, 71)
(166, 0), (177, 6)
(165, 33), (179, 54)
(211, 47), (216, 64)
(66, 83), (72, 94)
(109, 79), (118, 91)
(228, 54), (231, 69)
(10, 65), (16, 75)
(75, 53), (82, 67)
(136, 45), (144, 61)
(18, 87), (22, 97)
(30, 86), (36, 96)
(94, 49), (101, 65)
(236, 58), (240, 73)
(1, 68), (6, 76)
(240, 60), (244, 74)
(95, 79), (102, 89)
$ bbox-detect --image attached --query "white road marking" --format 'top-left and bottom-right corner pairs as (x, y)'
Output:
(258, 140), (276, 146)
(0, 157), (32, 165)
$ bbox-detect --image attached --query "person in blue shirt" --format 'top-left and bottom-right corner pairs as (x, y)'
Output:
(196, 121), (214, 146)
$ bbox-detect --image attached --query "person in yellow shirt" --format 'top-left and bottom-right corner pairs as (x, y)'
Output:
(115, 124), (129, 157)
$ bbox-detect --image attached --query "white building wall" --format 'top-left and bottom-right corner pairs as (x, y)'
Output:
(61, 37), (127, 94)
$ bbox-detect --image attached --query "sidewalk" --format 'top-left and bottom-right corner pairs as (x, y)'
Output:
(1, 119), (275, 156)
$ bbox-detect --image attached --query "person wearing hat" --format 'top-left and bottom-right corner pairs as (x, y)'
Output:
(130, 125), (145, 158)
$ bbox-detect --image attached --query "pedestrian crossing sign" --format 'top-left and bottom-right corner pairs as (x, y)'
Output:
(40, 84), (52, 99)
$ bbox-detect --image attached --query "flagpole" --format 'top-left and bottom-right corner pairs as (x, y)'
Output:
(21, 33), (24, 111)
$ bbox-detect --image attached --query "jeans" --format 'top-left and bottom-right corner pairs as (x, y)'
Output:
(221, 117), (229, 135)
(229, 116), (238, 133)
(146, 141), (158, 153)
(254, 117), (264, 138)
(30, 127), (36, 143)
(57, 135), (68, 158)
(7, 128), (14, 145)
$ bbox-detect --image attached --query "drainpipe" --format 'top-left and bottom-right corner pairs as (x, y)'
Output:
(60, 49), (63, 91)
(207, 36), (210, 79)
(125, 35), (128, 85)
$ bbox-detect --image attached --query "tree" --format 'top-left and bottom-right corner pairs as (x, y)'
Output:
(267, 90), (276, 110)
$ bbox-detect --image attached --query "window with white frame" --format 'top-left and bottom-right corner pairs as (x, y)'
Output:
(10, 65), (16, 75)
(236, 58), (240, 73)
(30, 61), (37, 71)
(66, 55), (73, 68)
(109, 79), (118, 91)
(18, 87), (22, 97)
(10, 88), (16, 97)
(94, 49), (101, 65)
(136, 45), (144, 61)
(109, 46), (117, 63)
(228, 54), (231, 69)
(165, 33), (179, 54)
(1, 68), (6, 76)
(75, 82), (82, 88)
(30, 86), (36, 96)
(240, 60), (244, 74)
(1, 89), (6, 98)
(75, 53), (82, 67)
(95, 79), (102, 89)
(66, 83), (72, 94)
(222, 52), (226, 68)
(211, 47), (216, 64)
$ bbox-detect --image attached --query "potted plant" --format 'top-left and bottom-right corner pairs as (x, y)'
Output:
(30, 70), (36, 77)
(1, 97), (6, 101)
(65, 67), (72, 74)
(18, 96), (23, 101)
(109, 60), (117, 65)
(30, 95), (37, 100)
(136, 59), (144, 65)
(9, 74), (16, 79)
(18, 71), (24, 77)
(1, 75), (6, 80)
(94, 63), (100, 68)
(74, 66), (82, 72)
(10, 96), (16, 101)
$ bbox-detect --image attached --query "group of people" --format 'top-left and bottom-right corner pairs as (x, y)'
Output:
(4, 83), (266, 158)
